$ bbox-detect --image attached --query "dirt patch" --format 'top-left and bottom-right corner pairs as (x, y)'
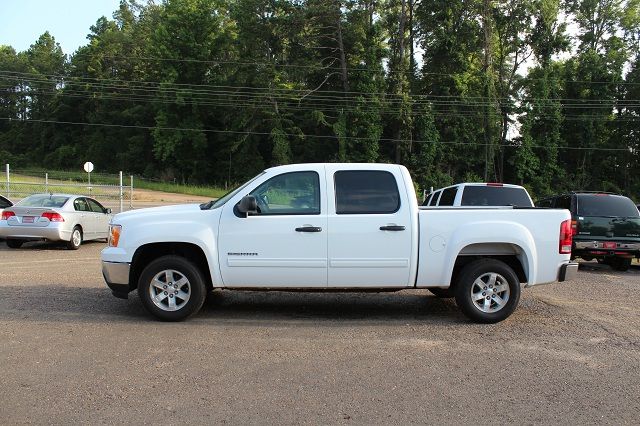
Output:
(132, 188), (212, 204)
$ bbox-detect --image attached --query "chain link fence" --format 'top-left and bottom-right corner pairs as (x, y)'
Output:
(2, 165), (134, 213)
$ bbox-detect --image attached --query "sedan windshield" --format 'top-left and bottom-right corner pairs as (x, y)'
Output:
(17, 195), (69, 208)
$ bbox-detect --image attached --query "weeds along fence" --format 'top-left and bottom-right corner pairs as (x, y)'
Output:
(2, 164), (133, 212)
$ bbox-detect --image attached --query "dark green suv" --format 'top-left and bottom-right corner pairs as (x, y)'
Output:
(536, 192), (640, 271)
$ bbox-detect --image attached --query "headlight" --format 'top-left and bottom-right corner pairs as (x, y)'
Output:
(108, 224), (122, 247)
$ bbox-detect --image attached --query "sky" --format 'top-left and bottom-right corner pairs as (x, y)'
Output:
(0, 0), (122, 54)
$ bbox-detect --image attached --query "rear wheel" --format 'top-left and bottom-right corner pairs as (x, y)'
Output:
(137, 255), (207, 321)
(454, 259), (521, 323)
(66, 226), (82, 250)
(6, 239), (23, 249)
(610, 258), (631, 272)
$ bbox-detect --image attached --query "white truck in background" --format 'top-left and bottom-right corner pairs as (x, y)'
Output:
(101, 163), (577, 323)
(423, 182), (534, 207)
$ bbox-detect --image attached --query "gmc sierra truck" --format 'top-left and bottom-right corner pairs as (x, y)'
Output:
(101, 163), (578, 323)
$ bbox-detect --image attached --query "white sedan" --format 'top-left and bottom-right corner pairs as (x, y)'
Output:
(0, 194), (112, 249)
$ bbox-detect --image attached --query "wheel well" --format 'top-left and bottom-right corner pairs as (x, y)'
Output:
(450, 255), (527, 288)
(129, 242), (213, 291)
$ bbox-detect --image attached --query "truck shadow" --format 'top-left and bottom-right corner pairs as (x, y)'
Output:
(0, 285), (465, 325)
(201, 290), (464, 325)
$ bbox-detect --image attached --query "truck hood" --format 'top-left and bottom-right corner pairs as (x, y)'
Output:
(112, 203), (202, 223)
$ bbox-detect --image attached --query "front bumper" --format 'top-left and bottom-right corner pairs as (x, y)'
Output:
(559, 262), (579, 282)
(102, 261), (131, 299)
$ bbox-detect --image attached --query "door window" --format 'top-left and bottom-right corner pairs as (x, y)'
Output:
(74, 198), (90, 212)
(249, 171), (320, 215)
(334, 171), (400, 214)
(87, 198), (106, 213)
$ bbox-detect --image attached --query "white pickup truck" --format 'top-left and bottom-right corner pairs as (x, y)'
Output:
(101, 163), (577, 323)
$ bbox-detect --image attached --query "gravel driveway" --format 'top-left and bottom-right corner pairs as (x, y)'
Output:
(1, 241), (639, 424)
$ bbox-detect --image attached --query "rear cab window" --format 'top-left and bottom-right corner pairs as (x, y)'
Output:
(334, 171), (400, 214)
(576, 194), (639, 217)
(423, 192), (434, 206)
(438, 187), (457, 206)
(428, 190), (441, 206)
(461, 186), (533, 207)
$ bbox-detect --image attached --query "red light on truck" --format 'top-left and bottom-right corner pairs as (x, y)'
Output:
(571, 219), (578, 236)
(559, 219), (573, 254)
(1, 210), (15, 220)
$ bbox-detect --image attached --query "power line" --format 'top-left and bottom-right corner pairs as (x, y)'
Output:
(0, 117), (634, 151)
(3, 86), (637, 122)
(1, 73), (638, 111)
(2, 70), (640, 103)
(62, 53), (640, 86)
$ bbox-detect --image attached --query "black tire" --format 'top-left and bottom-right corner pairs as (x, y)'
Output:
(138, 255), (206, 321)
(428, 287), (455, 298)
(454, 259), (521, 324)
(611, 258), (631, 272)
(6, 239), (23, 249)
(66, 226), (82, 250)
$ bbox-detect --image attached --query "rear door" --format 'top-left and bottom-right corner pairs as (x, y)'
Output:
(73, 198), (94, 238)
(326, 165), (413, 287)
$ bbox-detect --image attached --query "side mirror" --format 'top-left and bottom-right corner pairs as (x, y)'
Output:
(237, 195), (258, 216)
(105, 208), (112, 214)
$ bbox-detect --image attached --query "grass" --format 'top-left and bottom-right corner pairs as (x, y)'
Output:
(6, 170), (228, 199)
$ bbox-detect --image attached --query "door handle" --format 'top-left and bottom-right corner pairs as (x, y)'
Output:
(295, 226), (322, 232)
(380, 225), (405, 231)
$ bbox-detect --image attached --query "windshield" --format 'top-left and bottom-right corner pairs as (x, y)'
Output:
(17, 194), (69, 208)
(204, 172), (265, 210)
(576, 194), (640, 217)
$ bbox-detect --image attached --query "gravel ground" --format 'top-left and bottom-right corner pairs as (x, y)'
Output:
(0, 241), (639, 425)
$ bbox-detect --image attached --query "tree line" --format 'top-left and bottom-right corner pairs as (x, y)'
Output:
(0, 0), (639, 199)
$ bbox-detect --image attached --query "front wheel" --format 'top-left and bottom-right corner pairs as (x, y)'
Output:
(138, 255), (207, 321)
(454, 259), (521, 323)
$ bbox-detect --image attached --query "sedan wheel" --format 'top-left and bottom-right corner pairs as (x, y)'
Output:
(6, 239), (23, 249)
(138, 255), (206, 321)
(66, 226), (82, 250)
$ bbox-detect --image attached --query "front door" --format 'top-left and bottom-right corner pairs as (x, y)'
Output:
(218, 168), (328, 287)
